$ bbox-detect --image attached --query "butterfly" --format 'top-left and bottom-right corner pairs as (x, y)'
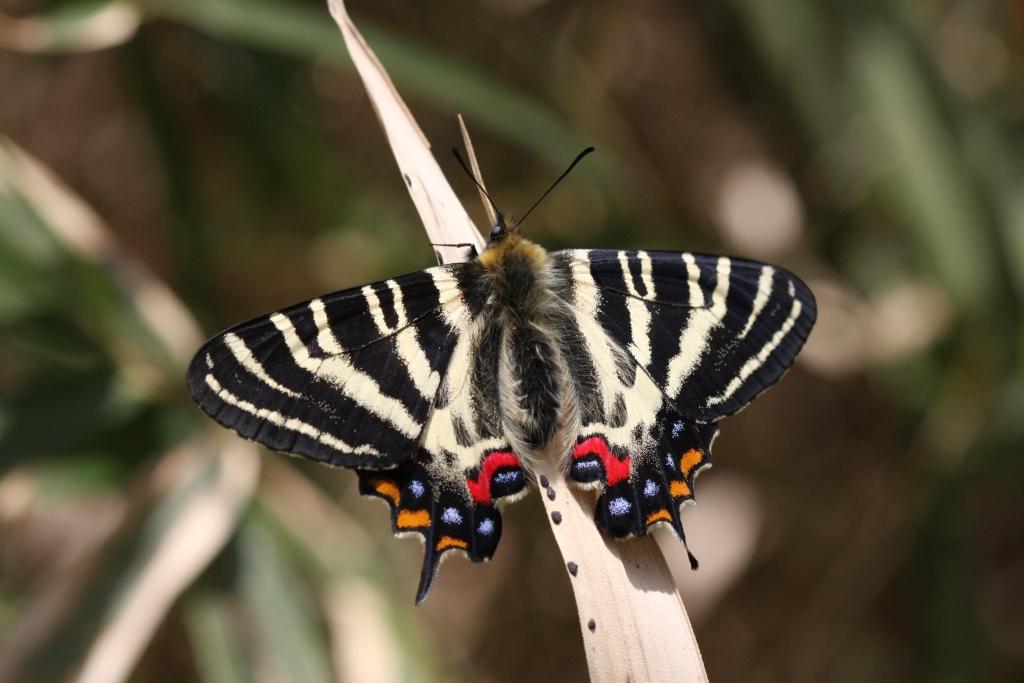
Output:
(186, 149), (817, 603)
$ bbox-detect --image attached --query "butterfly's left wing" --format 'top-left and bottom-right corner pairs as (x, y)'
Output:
(550, 249), (815, 543)
(560, 249), (817, 421)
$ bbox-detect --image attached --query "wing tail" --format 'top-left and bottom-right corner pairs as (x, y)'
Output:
(571, 411), (717, 565)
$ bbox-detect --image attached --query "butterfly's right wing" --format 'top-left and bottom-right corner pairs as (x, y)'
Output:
(189, 261), (531, 603)
(357, 310), (531, 603)
(186, 265), (477, 468)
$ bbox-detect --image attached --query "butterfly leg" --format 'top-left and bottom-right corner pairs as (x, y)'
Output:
(431, 242), (479, 260)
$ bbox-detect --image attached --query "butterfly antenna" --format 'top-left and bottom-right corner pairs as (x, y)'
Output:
(452, 148), (502, 223)
(517, 146), (595, 227)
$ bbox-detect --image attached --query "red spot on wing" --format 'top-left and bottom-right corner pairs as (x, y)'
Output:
(573, 435), (631, 486)
(466, 450), (521, 505)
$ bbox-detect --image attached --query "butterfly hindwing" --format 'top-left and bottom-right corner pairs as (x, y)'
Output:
(583, 412), (717, 550)
(186, 265), (473, 468)
(552, 295), (701, 539)
(357, 446), (528, 603)
(564, 369), (717, 546)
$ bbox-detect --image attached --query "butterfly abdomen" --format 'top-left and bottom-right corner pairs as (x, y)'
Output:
(504, 321), (561, 450)
(478, 234), (578, 461)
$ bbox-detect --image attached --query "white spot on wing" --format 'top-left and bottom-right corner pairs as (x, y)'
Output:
(665, 257), (731, 397)
(738, 266), (774, 340)
(707, 297), (803, 406)
(608, 497), (631, 516)
(223, 333), (300, 398)
(619, 251), (652, 367)
(441, 507), (462, 524)
(682, 253), (704, 308)
(271, 310), (421, 438)
(204, 372), (380, 456)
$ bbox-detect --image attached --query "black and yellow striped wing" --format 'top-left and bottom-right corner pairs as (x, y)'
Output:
(563, 249), (817, 421)
(553, 249), (816, 545)
(186, 264), (528, 602)
(187, 266), (471, 468)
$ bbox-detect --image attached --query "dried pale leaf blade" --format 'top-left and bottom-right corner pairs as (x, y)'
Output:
(0, 138), (202, 368)
(0, 1), (139, 53)
(324, 3), (705, 679)
(458, 114), (498, 228)
(72, 443), (259, 683)
(327, 0), (484, 263)
(0, 443), (258, 683)
(532, 459), (708, 682)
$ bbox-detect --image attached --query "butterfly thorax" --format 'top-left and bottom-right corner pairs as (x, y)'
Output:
(474, 233), (580, 463)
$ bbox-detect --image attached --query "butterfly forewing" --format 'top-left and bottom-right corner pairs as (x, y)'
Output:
(187, 266), (470, 467)
(563, 249), (816, 421)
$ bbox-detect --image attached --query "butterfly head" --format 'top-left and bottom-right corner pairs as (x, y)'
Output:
(478, 219), (545, 270)
(488, 212), (514, 244)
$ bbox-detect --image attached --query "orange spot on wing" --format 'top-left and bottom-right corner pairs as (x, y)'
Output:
(670, 480), (692, 498)
(646, 509), (672, 525)
(397, 509), (430, 528)
(680, 448), (704, 477)
(436, 535), (469, 551)
(373, 480), (401, 505)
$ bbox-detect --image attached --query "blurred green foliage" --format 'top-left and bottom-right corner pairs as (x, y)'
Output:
(1, 0), (1022, 681)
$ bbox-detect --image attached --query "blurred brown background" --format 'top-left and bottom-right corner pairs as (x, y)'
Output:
(2, 1), (1023, 681)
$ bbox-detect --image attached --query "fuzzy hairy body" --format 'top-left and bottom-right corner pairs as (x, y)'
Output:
(471, 234), (580, 464)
